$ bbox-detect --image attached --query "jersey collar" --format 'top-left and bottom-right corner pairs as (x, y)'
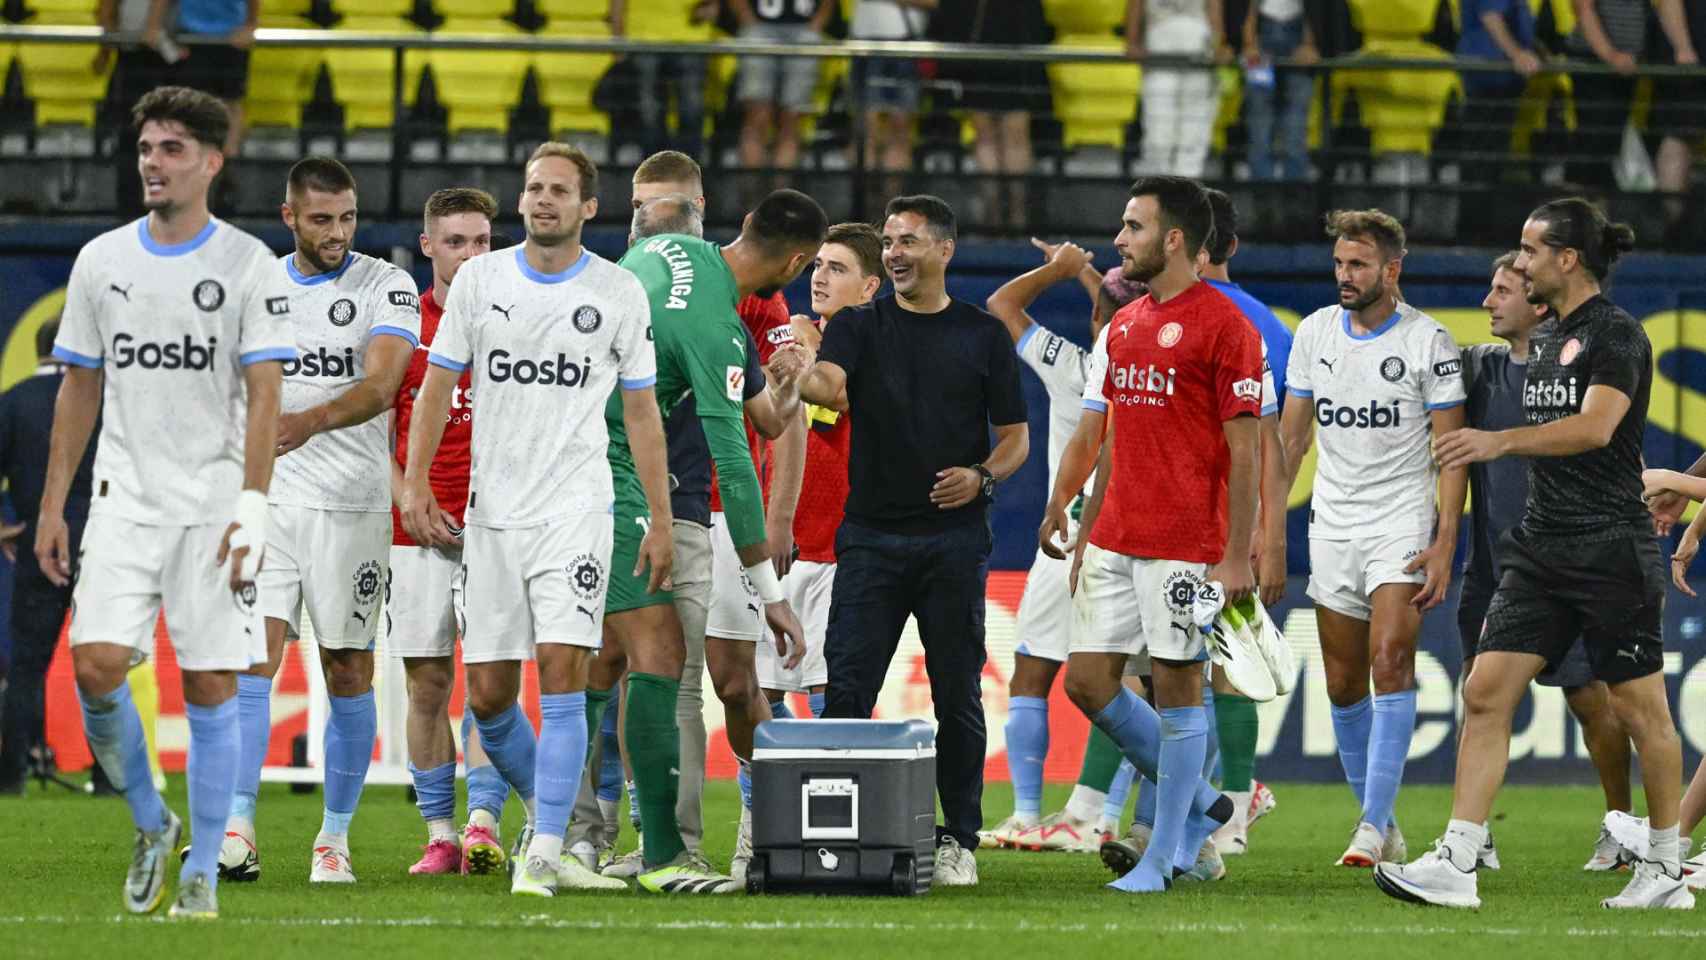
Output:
(1341, 307), (1402, 340)
(136, 216), (217, 257)
(286, 251), (354, 285)
(514, 246), (591, 284)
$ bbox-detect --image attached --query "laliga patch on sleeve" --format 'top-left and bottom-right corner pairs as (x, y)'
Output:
(1433, 358), (1463, 377)
(726, 365), (745, 402)
(266, 296), (291, 315)
(1232, 378), (1262, 402)
(389, 290), (420, 309)
(1041, 334), (1063, 366)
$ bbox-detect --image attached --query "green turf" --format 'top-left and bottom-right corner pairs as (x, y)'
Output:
(1, 775), (1701, 957)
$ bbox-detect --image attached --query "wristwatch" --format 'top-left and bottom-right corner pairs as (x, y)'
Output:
(973, 463), (996, 499)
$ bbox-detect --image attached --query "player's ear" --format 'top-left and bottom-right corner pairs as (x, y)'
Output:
(582, 195), (598, 221)
(419, 232), (432, 257)
(281, 201), (295, 230)
(205, 147), (225, 180)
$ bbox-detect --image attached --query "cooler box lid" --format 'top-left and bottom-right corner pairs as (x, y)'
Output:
(753, 719), (936, 757)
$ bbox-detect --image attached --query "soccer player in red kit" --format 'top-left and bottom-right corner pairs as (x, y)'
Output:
(1040, 176), (1262, 894)
(388, 188), (515, 877)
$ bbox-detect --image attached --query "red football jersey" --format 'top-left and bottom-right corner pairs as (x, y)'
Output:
(392, 290), (474, 547)
(1086, 281), (1263, 564)
(791, 317), (852, 562)
(710, 292), (796, 512)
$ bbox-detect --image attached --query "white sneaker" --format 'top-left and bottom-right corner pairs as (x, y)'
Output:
(977, 814), (1035, 849)
(1009, 811), (1107, 853)
(309, 844), (356, 884)
(1584, 826), (1635, 872)
(568, 840), (599, 873)
(1211, 794), (1250, 856)
(1681, 843), (1704, 888)
(729, 807), (754, 886)
(511, 855), (557, 897)
(934, 837), (978, 887)
(1248, 782), (1276, 827)
(167, 871), (218, 920)
(601, 848), (646, 878)
(125, 809), (183, 914)
(1602, 859), (1695, 909)
(1336, 822), (1385, 867)
(1478, 830), (1500, 871)
(1178, 840), (1226, 883)
(1373, 840), (1481, 909)
(1199, 590), (1277, 702)
(1601, 810), (1649, 859)
(218, 827), (261, 882)
(556, 853), (628, 890)
(1124, 820), (1152, 858)
(1382, 823), (1408, 863)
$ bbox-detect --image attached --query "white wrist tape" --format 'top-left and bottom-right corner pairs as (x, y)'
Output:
(228, 489), (269, 581)
(744, 559), (784, 605)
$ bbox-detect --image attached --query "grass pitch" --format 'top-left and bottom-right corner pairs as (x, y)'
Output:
(2, 776), (1701, 958)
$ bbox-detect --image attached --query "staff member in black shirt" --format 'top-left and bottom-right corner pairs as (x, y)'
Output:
(1376, 198), (1690, 911)
(0, 320), (99, 792)
(783, 195), (1029, 888)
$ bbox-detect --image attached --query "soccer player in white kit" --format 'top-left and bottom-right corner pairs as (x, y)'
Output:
(228, 157), (423, 885)
(1279, 209), (1467, 868)
(38, 86), (294, 919)
(400, 143), (664, 897)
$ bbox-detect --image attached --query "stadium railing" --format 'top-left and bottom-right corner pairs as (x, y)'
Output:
(0, 24), (1703, 249)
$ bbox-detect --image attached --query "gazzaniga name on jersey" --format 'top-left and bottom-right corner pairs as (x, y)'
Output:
(1524, 375), (1579, 423)
(641, 236), (697, 310)
(112, 332), (217, 370)
(282, 346), (359, 378)
(487, 349), (595, 387)
(1314, 397), (1402, 429)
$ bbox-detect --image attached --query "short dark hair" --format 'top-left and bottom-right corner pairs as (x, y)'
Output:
(884, 194), (957, 243)
(1128, 175), (1214, 258)
(527, 141), (600, 201)
(824, 222), (883, 278)
(1491, 250), (1520, 278)
(37, 318), (59, 359)
(634, 150), (703, 190)
(1325, 208), (1406, 261)
(633, 194), (704, 241)
(1203, 188), (1237, 265)
(424, 186), (497, 229)
(1528, 197), (1636, 283)
(287, 155), (357, 202)
(746, 189), (829, 256)
(131, 85), (229, 149)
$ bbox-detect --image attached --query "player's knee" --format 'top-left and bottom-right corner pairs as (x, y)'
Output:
(1323, 670), (1370, 706)
(1462, 671), (1519, 721)
(72, 657), (121, 700)
(711, 665), (755, 706)
(1369, 652), (1415, 694)
(1063, 666), (1113, 716)
(323, 656), (371, 699)
(1606, 685), (1676, 747)
(405, 666), (453, 715)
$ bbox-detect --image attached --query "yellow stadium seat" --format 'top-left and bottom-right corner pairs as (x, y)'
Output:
(1330, 39), (1460, 156)
(429, 18), (530, 136)
(1046, 34), (1139, 150)
(322, 16), (427, 131)
(1345, 0), (1443, 40)
(537, 0), (611, 20)
(15, 4), (106, 129)
(1042, 0), (1123, 36)
(246, 15), (325, 129)
(447, 0), (520, 18)
(330, 0), (416, 19)
(23, 0), (99, 17)
(534, 20), (614, 136)
(259, 0), (313, 16)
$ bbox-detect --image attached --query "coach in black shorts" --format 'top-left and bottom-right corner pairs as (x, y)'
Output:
(1375, 198), (1690, 910)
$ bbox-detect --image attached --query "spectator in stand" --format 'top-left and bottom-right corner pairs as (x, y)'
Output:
(1242, 0), (1320, 182)
(1453, 0), (1544, 223)
(146, 0), (256, 161)
(731, 0), (835, 171)
(99, 0), (176, 216)
(850, 1), (937, 174)
(931, 0), (1052, 228)
(1562, 0), (1647, 189)
(1128, 0), (1231, 179)
(1649, 0), (1702, 243)
(611, 1), (719, 160)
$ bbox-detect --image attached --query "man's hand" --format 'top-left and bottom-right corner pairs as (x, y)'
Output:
(34, 512), (71, 587)
(1207, 556), (1256, 605)
(400, 483), (457, 548)
(768, 342), (815, 385)
(1512, 49), (1542, 76)
(1068, 539), (1088, 596)
(0, 520), (26, 563)
(1294, 41), (1320, 65)
(767, 517), (795, 578)
(1029, 236), (1095, 274)
(275, 409), (323, 456)
(1650, 489), (1688, 536)
(1642, 467), (1692, 503)
(930, 467), (982, 510)
(636, 519), (674, 593)
(1039, 501), (1072, 560)
(1672, 525), (1701, 597)
(1433, 428), (1506, 469)
(765, 600), (805, 670)
(215, 522), (257, 592)
(1404, 538), (1453, 611)
(1607, 49), (1637, 74)
(1257, 539), (1286, 608)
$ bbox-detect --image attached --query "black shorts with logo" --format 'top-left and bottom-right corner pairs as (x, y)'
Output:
(1477, 528), (1665, 685)
(1459, 570), (1596, 688)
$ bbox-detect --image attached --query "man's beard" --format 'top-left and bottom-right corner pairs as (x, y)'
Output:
(1342, 279), (1386, 312)
(1120, 240), (1166, 283)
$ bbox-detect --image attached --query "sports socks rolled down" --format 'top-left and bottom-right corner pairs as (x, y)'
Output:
(530, 692), (589, 863)
(182, 697), (240, 887)
(320, 691), (377, 841)
(473, 701), (539, 817)
(1005, 695), (1049, 819)
(409, 760), (457, 834)
(1138, 706), (1209, 878)
(595, 704), (624, 805)
(79, 681), (168, 834)
(459, 710), (509, 821)
(625, 672), (685, 866)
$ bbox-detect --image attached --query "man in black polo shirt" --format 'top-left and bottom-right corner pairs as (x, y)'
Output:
(785, 194), (1030, 888)
(1375, 198), (1690, 912)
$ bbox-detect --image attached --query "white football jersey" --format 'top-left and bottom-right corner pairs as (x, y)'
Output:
(429, 246), (656, 528)
(53, 218), (295, 525)
(1016, 322), (1092, 490)
(1285, 302), (1465, 539)
(271, 252), (422, 511)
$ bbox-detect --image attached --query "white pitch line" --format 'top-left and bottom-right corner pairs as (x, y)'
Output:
(2, 915), (1703, 939)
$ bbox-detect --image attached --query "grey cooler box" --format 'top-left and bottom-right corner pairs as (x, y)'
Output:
(747, 718), (936, 895)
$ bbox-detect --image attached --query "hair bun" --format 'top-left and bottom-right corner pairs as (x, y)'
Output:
(1604, 221), (1637, 255)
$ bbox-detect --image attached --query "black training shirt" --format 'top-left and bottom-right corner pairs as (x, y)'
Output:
(1461, 342), (1533, 585)
(1519, 295), (1652, 541)
(818, 294), (1027, 534)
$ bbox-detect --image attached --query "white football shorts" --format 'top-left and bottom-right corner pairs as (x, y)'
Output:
(1070, 544), (1210, 667)
(1306, 529), (1430, 622)
(258, 505), (391, 650)
(384, 543), (461, 659)
(757, 559), (833, 692)
(458, 510), (614, 664)
(1015, 545), (1073, 663)
(705, 511), (764, 642)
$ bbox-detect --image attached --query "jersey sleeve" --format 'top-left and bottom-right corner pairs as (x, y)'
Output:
(1585, 320), (1647, 398)
(739, 293), (793, 364)
(369, 266), (422, 348)
(1420, 325), (1467, 410)
(614, 274), (658, 390)
(235, 246), (296, 367)
(679, 315), (751, 421)
(1284, 312), (1315, 399)
(1082, 325), (1111, 413)
(1018, 324), (1090, 402)
(427, 265), (477, 373)
(986, 321), (1028, 427)
(740, 328), (765, 400)
(1215, 314), (1265, 421)
(817, 305), (864, 378)
(1259, 339), (1278, 417)
(52, 249), (105, 368)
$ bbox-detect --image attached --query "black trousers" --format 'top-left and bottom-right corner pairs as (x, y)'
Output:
(0, 565), (73, 784)
(821, 518), (991, 851)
